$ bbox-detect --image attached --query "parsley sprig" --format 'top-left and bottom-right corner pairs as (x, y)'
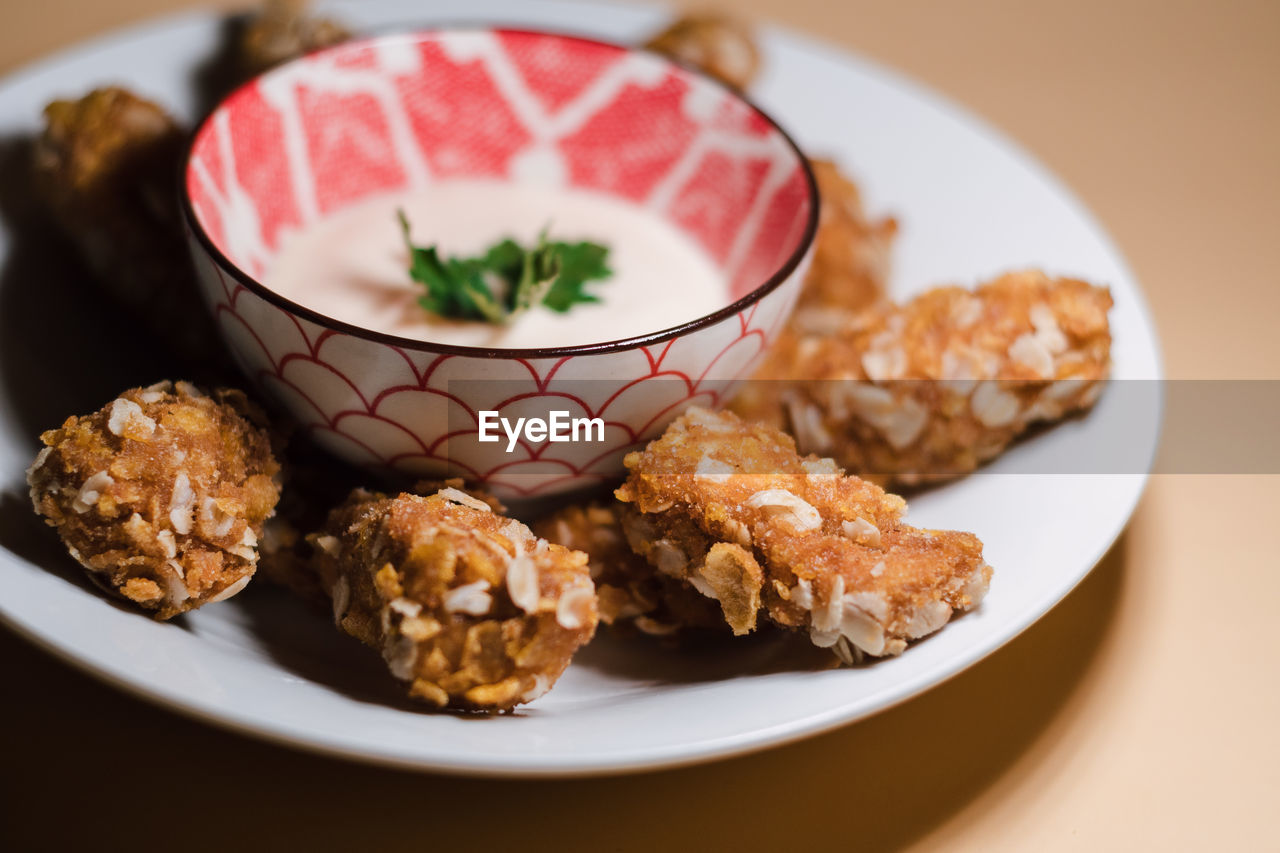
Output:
(398, 210), (611, 324)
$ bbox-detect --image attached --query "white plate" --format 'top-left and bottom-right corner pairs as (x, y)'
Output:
(0, 0), (1161, 776)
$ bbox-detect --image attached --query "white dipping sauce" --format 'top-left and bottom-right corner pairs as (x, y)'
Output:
(265, 180), (728, 348)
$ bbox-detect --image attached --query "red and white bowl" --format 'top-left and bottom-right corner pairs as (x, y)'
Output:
(182, 28), (817, 499)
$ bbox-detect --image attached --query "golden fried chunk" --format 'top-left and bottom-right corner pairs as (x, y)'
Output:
(33, 87), (218, 362)
(258, 470), (503, 610)
(736, 271), (1113, 484)
(311, 488), (597, 712)
(615, 408), (991, 661)
(27, 381), (281, 619)
(239, 0), (351, 77)
(536, 503), (724, 637)
(644, 12), (760, 90)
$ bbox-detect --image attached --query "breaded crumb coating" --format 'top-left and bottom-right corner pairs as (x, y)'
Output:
(239, 0), (351, 76)
(27, 381), (281, 619)
(312, 488), (598, 712)
(734, 271), (1113, 484)
(616, 408), (991, 662)
(258, 473), (503, 610)
(536, 503), (724, 638)
(33, 88), (218, 362)
(644, 13), (760, 91)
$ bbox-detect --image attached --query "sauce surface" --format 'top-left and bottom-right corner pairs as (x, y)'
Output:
(265, 180), (728, 349)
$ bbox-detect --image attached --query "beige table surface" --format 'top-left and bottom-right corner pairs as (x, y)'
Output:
(2, 1), (1277, 849)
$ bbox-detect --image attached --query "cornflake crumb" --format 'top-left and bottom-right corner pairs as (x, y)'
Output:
(310, 488), (597, 712)
(614, 407), (992, 662)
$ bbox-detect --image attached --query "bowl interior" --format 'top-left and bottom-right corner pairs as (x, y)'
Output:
(185, 29), (813, 318)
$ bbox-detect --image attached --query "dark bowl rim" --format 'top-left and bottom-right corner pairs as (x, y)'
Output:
(179, 25), (819, 360)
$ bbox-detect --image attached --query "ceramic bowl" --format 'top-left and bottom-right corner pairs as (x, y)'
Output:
(182, 28), (817, 498)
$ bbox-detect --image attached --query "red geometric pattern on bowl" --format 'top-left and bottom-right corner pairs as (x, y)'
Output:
(184, 29), (815, 498)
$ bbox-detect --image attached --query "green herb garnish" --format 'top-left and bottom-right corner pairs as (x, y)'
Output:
(398, 210), (611, 324)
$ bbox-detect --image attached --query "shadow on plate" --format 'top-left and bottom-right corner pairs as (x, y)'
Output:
(228, 576), (836, 715)
(0, 520), (1133, 852)
(229, 582), (435, 713)
(571, 623), (835, 683)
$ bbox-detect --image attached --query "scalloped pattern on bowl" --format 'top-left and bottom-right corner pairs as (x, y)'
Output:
(184, 29), (814, 497)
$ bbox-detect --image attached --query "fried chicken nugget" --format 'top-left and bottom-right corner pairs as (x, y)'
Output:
(734, 271), (1113, 484)
(238, 0), (351, 77)
(33, 88), (220, 363)
(644, 12), (760, 91)
(535, 503), (724, 638)
(311, 487), (598, 712)
(615, 407), (991, 661)
(27, 381), (281, 619)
